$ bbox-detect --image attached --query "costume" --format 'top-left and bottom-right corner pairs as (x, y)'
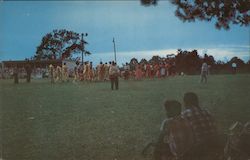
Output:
(56, 66), (62, 82)
(104, 64), (110, 81)
(62, 64), (68, 82)
(135, 64), (143, 80)
(49, 64), (55, 83)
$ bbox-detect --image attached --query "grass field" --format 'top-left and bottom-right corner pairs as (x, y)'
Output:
(0, 74), (250, 160)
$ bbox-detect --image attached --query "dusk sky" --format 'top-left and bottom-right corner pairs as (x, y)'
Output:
(0, 1), (249, 65)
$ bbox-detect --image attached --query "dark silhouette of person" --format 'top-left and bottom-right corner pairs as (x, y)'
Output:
(13, 65), (19, 84)
(25, 61), (32, 83)
(181, 92), (219, 159)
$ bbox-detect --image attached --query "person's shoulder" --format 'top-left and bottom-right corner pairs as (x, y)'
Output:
(181, 108), (192, 115)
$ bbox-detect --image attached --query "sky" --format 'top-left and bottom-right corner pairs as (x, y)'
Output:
(0, 1), (249, 65)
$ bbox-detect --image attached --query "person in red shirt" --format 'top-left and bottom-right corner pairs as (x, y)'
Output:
(154, 63), (160, 79)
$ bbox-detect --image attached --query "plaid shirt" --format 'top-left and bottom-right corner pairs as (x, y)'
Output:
(181, 107), (217, 144)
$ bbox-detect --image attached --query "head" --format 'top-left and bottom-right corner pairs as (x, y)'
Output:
(164, 100), (182, 118)
(64, 62), (66, 65)
(183, 92), (199, 109)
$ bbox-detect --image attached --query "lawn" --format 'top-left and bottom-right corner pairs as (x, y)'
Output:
(0, 74), (250, 160)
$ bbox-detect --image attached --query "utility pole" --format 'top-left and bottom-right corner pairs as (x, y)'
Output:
(81, 33), (84, 64)
(113, 37), (117, 63)
(81, 33), (88, 64)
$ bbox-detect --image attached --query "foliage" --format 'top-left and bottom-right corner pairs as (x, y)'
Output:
(34, 29), (90, 60)
(140, 0), (250, 30)
(127, 49), (248, 74)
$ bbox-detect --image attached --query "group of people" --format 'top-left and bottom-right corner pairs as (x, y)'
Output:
(123, 61), (176, 80)
(49, 62), (70, 83)
(49, 61), (121, 90)
(153, 92), (219, 160)
(12, 63), (32, 84)
(149, 92), (250, 160)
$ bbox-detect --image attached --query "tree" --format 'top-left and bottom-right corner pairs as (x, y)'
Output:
(150, 55), (161, 63)
(204, 53), (215, 65)
(34, 29), (90, 60)
(140, 58), (148, 64)
(175, 49), (202, 74)
(140, 0), (250, 30)
(229, 56), (245, 67)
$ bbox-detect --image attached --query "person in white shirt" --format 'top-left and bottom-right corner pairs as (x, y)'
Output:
(109, 61), (120, 90)
(232, 62), (237, 74)
(200, 61), (208, 83)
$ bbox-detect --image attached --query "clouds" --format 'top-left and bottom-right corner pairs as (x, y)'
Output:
(0, 1), (249, 64)
(83, 44), (249, 66)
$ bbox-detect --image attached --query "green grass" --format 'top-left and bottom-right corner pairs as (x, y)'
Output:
(1, 74), (250, 160)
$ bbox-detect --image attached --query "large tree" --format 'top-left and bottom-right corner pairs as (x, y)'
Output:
(141, 0), (250, 30)
(34, 29), (90, 60)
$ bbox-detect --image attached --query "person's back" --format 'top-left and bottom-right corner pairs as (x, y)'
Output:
(181, 107), (217, 144)
(181, 92), (218, 159)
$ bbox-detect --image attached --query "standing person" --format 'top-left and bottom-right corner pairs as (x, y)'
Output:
(13, 65), (19, 84)
(145, 63), (151, 78)
(124, 62), (130, 80)
(104, 62), (109, 81)
(154, 63), (160, 79)
(98, 62), (105, 81)
(109, 61), (120, 90)
(88, 62), (94, 81)
(62, 62), (68, 82)
(55, 65), (62, 82)
(25, 61), (32, 83)
(135, 63), (143, 80)
(232, 62), (237, 74)
(73, 66), (79, 83)
(49, 64), (55, 84)
(165, 62), (170, 77)
(160, 63), (166, 78)
(200, 60), (208, 83)
(83, 62), (89, 81)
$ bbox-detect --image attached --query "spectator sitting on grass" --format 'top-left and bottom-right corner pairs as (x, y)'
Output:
(181, 92), (219, 159)
(153, 100), (182, 160)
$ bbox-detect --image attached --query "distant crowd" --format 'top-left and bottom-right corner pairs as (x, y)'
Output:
(47, 58), (179, 84)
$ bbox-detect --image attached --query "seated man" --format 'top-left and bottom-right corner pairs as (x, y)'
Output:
(154, 100), (182, 160)
(180, 92), (219, 160)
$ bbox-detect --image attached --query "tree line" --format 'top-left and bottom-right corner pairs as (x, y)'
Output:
(128, 49), (250, 75)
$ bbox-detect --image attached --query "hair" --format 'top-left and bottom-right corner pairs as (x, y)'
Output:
(183, 92), (199, 109)
(164, 100), (182, 118)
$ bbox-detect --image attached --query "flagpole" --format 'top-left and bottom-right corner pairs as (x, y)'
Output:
(113, 37), (117, 63)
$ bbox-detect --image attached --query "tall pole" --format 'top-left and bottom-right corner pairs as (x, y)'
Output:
(81, 33), (84, 64)
(113, 37), (117, 63)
